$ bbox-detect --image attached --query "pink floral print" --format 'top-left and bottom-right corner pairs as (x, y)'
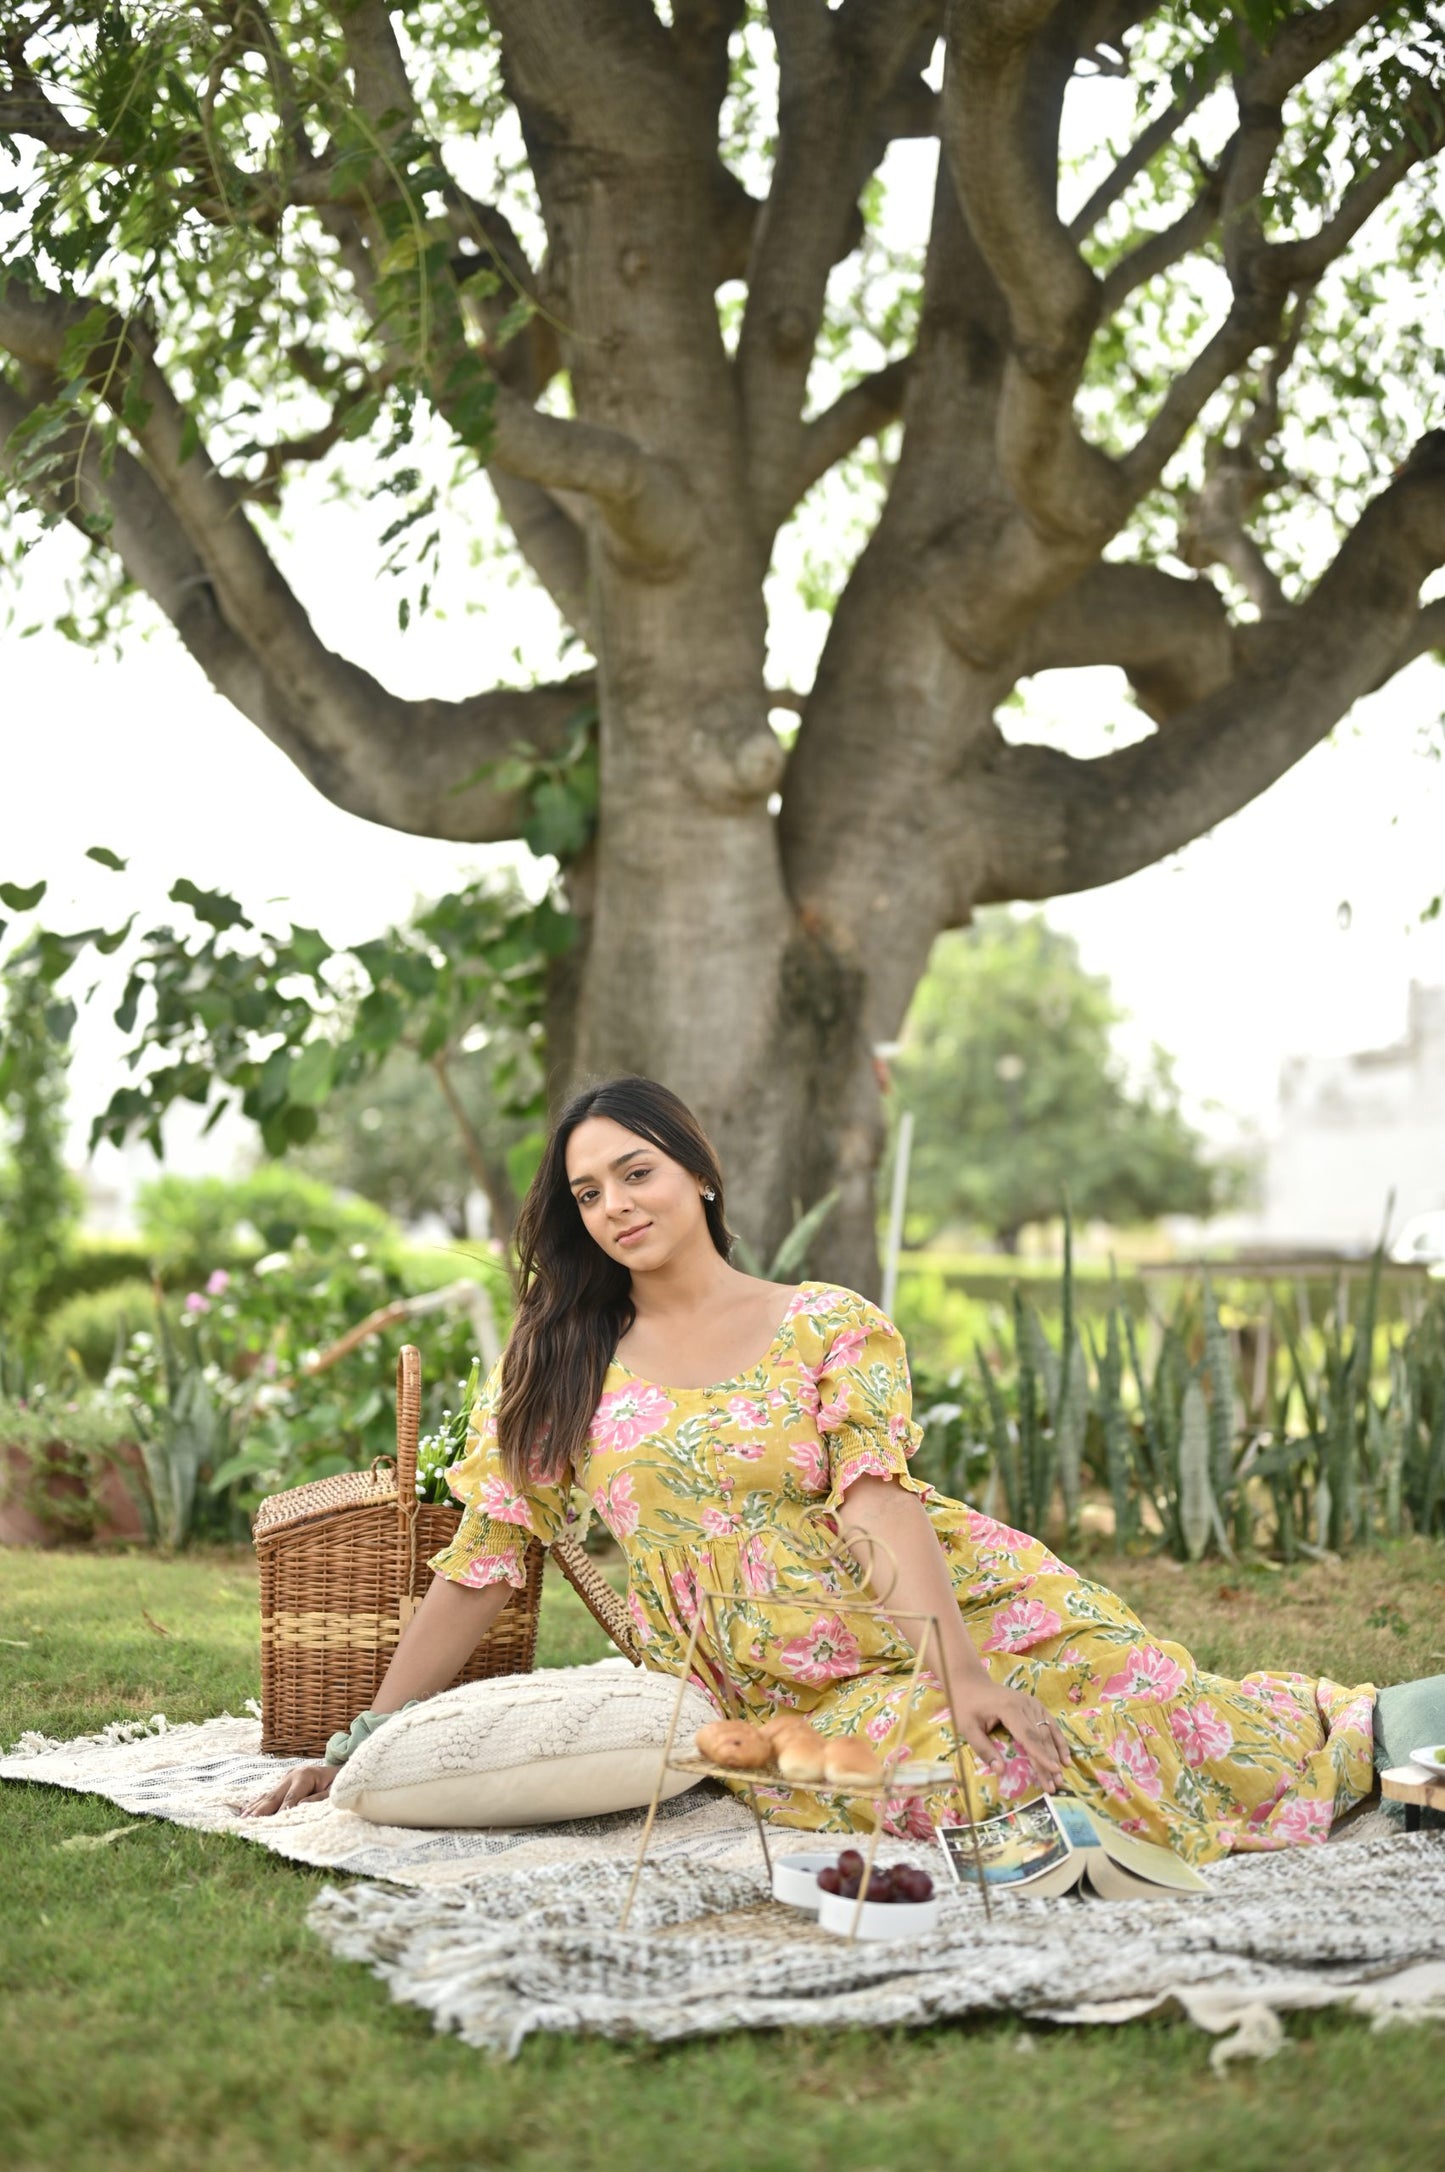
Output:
(589, 1382), (677, 1453)
(1169, 1699), (1235, 1767)
(1101, 1644), (1189, 1702)
(472, 1474), (535, 1528)
(594, 1469), (639, 1540)
(982, 1597), (1064, 1654)
(777, 1613), (863, 1683)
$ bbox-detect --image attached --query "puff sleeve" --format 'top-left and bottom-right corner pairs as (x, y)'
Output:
(792, 1290), (932, 1513)
(428, 1354), (571, 1589)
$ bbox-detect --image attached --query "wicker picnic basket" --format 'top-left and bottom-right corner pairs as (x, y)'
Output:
(254, 1344), (640, 1756)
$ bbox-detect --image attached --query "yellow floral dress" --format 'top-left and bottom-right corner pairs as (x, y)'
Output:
(431, 1282), (1375, 1864)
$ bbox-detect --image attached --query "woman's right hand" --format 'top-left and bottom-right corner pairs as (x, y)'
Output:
(240, 1762), (338, 1818)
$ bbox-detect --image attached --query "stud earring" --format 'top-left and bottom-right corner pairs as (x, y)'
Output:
(702, 1186), (716, 1201)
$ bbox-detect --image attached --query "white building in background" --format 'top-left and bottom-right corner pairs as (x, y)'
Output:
(1248, 982), (1445, 1252)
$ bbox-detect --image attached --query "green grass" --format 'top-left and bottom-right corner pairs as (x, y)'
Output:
(3, 1542), (1444, 2172)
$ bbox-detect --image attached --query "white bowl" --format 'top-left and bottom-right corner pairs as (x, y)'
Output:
(771, 1851), (840, 1911)
(1408, 1745), (1445, 1779)
(817, 1887), (940, 1941)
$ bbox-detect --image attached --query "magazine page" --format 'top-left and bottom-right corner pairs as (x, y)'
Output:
(936, 1797), (1082, 1894)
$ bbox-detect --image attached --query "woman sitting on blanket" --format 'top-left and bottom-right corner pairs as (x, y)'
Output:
(247, 1074), (1392, 1857)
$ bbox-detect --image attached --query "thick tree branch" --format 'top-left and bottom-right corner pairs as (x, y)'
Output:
(942, 3), (1125, 542)
(489, 387), (698, 566)
(1018, 560), (1237, 720)
(1380, 591), (1445, 680)
(974, 438), (1445, 901)
(736, 1), (941, 539)
(0, 291), (591, 838)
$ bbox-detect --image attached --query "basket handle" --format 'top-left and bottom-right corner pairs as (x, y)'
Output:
(396, 1344), (422, 1618)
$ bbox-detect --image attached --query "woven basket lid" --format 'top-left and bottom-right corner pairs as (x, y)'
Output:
(252, 1462), (400, 1539)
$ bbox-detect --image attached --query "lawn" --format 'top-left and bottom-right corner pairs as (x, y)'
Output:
(2, 1539), (1443, 2172)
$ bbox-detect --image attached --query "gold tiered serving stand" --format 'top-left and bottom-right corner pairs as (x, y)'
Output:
(619, 1582), (993, 1936)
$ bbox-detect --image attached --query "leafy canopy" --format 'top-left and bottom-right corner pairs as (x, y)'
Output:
(2, 3), (1444, 644)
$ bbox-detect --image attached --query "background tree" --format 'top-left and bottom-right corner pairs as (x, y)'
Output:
(292, 1044), (531, 1238)
(894, 912), (1230, 1250)
(3, 3), (1444, 1291)
(0, 931), (82, 1342)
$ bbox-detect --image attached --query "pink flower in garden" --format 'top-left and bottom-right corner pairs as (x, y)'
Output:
(595, 1469), (640, 1540)
(206, 1269), (231, 1296)
(476, 1475), (534, 1529)
(821, 1325), (871, 1374)
(456, 1549), (526, 1590)
(589, 1382), (676, 1454)
(1169, 1699), (1235, 1767)
(626, 1591), (653, 1645)
(701, 1505), (743, 1538)
(1110, 1729), (1164, 1800)
(1263, 1796), (1332, 1847)
(777, 1612), (863, 1684)
(981, 1598), (1063, 1655)
(184, 1292), (210, 1315)
(1100, 1644), (1188, 1703)
(788, 1439), (829, 1493)
(726, 1395), (770, 1429)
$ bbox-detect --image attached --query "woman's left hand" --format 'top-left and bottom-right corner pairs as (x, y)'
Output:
(950, 1681), (1071, 1791)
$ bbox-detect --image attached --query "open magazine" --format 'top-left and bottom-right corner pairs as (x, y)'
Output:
(937, 1793), (1210, 1900)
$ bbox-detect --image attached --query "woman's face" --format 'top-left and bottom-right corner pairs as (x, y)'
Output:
(564, 1115), (709, 1272)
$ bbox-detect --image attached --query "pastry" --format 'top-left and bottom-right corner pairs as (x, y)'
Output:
(822, 1737), (883, 1786)
(774, 1726), (829, 1782)
(759, 1711), (812, 1748)
(693, 1720), (770, 1769)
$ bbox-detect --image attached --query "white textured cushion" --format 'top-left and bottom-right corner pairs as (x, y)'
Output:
(331, 1664), (719, 1828)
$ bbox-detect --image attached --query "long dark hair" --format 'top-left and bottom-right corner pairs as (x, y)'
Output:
(495, 1076), (732, 1487)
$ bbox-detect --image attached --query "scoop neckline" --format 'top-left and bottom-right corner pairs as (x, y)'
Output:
(608, 1281), (819, 1395)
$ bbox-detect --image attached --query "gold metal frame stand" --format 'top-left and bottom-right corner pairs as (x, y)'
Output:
(619, 1584), (992, 1935)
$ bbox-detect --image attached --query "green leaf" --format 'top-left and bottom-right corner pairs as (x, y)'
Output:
(288, 1039), (336, 1108)
(169, 879), (248, 931)
(0, 880), (47, 911)
(85, 845), (128, 870)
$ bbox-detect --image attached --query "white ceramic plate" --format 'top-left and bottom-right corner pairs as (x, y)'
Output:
(1408, 1744), (1445, 1778)
(770, 1851), (838, 1911)
(817, 1888), (940, 1942)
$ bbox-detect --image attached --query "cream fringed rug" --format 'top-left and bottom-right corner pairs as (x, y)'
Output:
(5, 1713), (1445, 2061)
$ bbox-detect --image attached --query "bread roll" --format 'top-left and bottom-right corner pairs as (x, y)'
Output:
(694, 1720), (770, 1770)
(759, 1711), (812, 1748)
(774, 1727), (829, 1782)
(823, 1737), (883, 1787)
